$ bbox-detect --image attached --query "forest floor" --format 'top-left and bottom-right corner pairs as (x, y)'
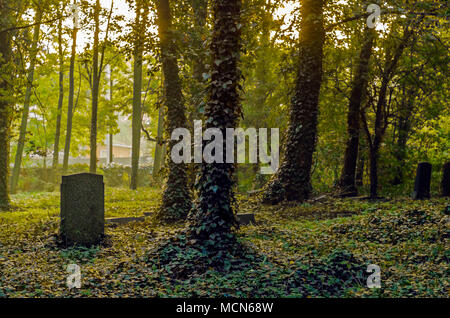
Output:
(0, 187), (448, 298)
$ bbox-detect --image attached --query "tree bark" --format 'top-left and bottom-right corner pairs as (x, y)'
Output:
(337, 27), (375, 196)
(0, 0), (13, 209)
(10, 3), (43, 193)
(186, 0), (242, 243)
(155, 0), (191, 223)
(187, 0), (208, 190)
(262, 0), (325, 204)
(52, 4), (64, 183)
(355, 142), (366, 187)
(89, 0), (100, 174)
(108, 67), (113, 164)
(152, 105), (164, 181)
(62, 0), (78, 174)
(130, 0), (144, 190)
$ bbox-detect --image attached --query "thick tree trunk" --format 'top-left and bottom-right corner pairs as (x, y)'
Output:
(52, 7), (64, 183)
(90, 0), (100, 174)
(155, 0), (191, 223)
(130, 1), (143, 190)
(187, 0), (242, 243)
(10, 4), (43, 193)
(262, 0), (325, 204)
(0, 0), (13, 209)
(62, 5), (78, 174)
(338, 27), (375, 196)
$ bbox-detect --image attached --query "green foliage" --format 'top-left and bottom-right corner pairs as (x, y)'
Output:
(13, 163), (154, 192)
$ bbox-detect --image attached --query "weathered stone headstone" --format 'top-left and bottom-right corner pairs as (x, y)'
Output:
(411, 162), (432, 200)
(443, 206), (450, 216)
(236, 213), (256, 225)
(60, 173), (104, 246)
(441, 162), (450, 197)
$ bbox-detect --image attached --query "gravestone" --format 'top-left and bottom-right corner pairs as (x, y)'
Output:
(441, 162), (450, 197)
(60, 173), (104, 246)
(411, 162), (432, 200)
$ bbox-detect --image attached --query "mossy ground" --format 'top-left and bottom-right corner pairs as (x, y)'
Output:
(0, 187), (448, 297)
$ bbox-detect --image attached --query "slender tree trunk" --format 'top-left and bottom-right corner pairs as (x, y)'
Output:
(0, 0), (13, 209)
(10, 4), (43, 193)
(391, 93), (414, 185)
(355, 142), (366, 187)
(155, 0), (191, 223)
(90, 0), (100, 174)
(365, 26), (414, 199)
(338, 27), (375, 196)
(52, 6), (64, 183)
(187, 0), (242, 243)
(153, 105), (164, 181)
(368, 143), (380, 198)
(191, 0), (208, 85)
(130, 0), (143, 190)
(262, 0), (325, 204)
(108, 68), (113, 164)
(187, 0), (208, 190)
(63, 2), (78, 174)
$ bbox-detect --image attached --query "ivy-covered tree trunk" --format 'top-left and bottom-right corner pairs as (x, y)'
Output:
(337, 27), (375, 197)
(0, 0), (13, 209)
(63, 0), (78, 175)
(130, 0), (144, 190)
(89, 0), (100, 174)
(10, 3), (43, 193)
(155, 0), (191, 223)
(186, 0), (242, 244)
(262, 0), (325, 204)
(52, 5), (65, 183)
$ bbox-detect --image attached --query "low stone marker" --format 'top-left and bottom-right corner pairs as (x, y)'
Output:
(442, 162), (450, 197)
(412, 162), (432, 200)
(60, 173), (105, 246)
(236, 213), (256, 225)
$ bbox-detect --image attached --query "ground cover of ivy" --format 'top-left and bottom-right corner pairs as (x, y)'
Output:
(0, 187), (448, 298)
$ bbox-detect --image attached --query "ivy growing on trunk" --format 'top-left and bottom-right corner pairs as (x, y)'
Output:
(262, 0), (325, 204)
(186, 0), (242, 247)
(155, 0), (192, 223)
